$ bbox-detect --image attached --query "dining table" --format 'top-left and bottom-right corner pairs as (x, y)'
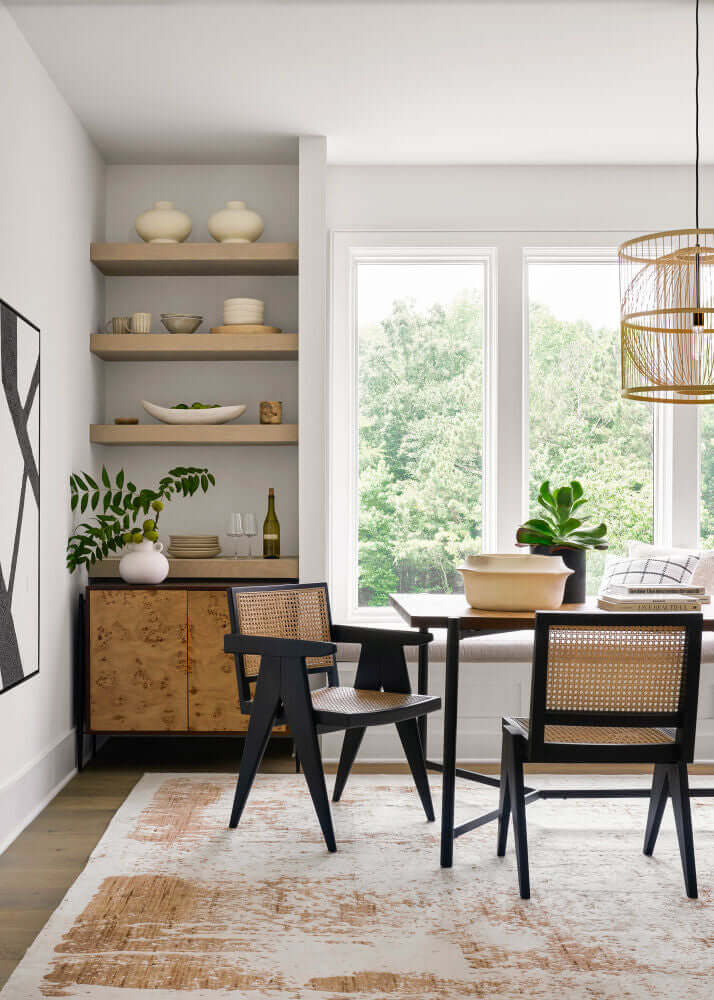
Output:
(389, 594), (714, 868)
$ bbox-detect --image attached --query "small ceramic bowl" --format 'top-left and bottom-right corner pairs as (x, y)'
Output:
(160, 313), (203, 334)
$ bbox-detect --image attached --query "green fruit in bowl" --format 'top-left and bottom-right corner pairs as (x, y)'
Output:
(173, 403), (188, 409)
(143, 518), (155, 531)
(144, 529), (159, 542)
(191, 402), (202, 409)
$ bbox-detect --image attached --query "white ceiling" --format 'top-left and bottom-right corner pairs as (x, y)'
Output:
(7, 0), (713, 165)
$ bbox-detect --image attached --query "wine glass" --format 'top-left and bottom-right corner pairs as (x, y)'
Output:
(242, 513), (257, 556)
(227, 513), (243, 557)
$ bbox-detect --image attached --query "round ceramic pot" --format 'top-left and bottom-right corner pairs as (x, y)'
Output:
(208, 201), (264, 244)
(119, 539), (169, 584)
(529, 545), (586, 603)
(135, 201), (192, 243)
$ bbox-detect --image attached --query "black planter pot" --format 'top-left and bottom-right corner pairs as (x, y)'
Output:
(529, 545), (586, 604)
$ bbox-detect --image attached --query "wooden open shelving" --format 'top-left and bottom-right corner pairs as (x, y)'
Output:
(90, 424), (298, 446)
(88, 556), (299, 580)
(90, 332), (298, 361)
(91, 242), (298, 276)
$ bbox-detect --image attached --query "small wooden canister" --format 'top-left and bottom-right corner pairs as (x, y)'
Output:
(260, 401), (282, 424)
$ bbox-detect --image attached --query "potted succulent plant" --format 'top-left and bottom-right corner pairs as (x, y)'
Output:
(515, 480), (608, 603)
(66, 465), (216, 583)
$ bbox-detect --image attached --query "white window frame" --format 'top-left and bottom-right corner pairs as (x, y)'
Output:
(329, 231), (497, 623)
(329, 228), (696, 626)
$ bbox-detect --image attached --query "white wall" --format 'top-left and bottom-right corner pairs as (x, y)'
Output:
(0, 3), (105, 851)
(103, 165), (299, 555)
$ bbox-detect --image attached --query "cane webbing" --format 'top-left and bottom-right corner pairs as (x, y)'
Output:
(311, 686), (433, 716)
(545, 624), (687, 714)
(514, 718), (675, 746)
(233, 586), (333, 677)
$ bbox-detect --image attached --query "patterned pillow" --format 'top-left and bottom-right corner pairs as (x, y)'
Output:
(600, 554), (699, 593)
(628, 541), (714, 594)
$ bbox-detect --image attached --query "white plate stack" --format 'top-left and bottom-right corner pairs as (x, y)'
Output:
(223, 298), (264, 325)
(168, 535), (221, 559)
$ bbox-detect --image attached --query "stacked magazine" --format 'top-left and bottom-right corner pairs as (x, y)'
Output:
(598, 584), (710, 612)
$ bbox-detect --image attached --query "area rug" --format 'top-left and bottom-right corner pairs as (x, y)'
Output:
(2, 772), (714, 998)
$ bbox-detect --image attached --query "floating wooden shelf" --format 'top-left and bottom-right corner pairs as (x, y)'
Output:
(90, 333), (298, 361)
(88, 556), (299, 580)
(90, 242), (298, 276)
(90, 424), (298, 446)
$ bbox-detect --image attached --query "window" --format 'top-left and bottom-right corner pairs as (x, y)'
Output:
(700, 408), (714, 548)
(356, 261), (487, 606)
(527, 254), (654, 593)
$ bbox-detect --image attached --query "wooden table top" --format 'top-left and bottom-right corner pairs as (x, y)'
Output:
(389, 593), (714, 631)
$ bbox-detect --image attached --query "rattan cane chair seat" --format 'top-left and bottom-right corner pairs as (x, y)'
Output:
(311, 686), (438, 717)
(511, 718), (675, 746)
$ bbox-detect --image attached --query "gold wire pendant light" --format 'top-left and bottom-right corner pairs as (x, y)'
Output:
(619, 0), (714, 403)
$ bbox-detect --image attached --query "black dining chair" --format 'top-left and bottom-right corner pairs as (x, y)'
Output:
(224, 582), (441, 851)
(498, 611), (702, 899)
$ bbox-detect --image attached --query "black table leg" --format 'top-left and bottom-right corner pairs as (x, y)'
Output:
(417, 625), (429, 756)
(440, 618), (460, 868)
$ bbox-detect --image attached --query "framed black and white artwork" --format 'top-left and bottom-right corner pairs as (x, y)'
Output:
(1, 299), (40, 694)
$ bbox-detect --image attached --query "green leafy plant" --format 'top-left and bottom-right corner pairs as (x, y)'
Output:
(66, 465), (216, 572)
(516, 480), (609, 551)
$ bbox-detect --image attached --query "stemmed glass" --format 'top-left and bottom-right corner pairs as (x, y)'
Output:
(227, 513), (243, 558)
(243, 513), (257, 556)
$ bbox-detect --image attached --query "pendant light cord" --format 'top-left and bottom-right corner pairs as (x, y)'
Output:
(696, 0), (700, 234)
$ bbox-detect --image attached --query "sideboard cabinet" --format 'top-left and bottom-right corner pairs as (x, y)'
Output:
(79, 584), (288, 761)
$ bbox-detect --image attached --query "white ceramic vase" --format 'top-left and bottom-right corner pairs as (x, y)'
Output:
(135, 201), (192, 243)
(119, 539), (170, 584)
(208, 201), (264, 244)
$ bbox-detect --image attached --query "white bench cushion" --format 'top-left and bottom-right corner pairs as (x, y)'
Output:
(337, 631), (714, 665)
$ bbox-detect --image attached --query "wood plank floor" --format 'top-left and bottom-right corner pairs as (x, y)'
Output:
(2, 735), (714, 989)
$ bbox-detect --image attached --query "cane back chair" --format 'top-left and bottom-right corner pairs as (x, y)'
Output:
(224, 582), (440, 851)
(498, 612), (702, 899)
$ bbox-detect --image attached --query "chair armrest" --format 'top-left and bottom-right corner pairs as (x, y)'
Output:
(224, 633), (338, 658)
(330, 624), (433, 647)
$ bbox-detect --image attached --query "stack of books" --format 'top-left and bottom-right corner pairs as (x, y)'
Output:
(598, 584), (710, 612)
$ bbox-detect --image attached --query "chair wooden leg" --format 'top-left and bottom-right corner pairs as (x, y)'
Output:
(669, 762), (698, 899)
(643, 763), (669, 856)
(508, 734), (530, 899)
(497, 729), (512, 857)
(333, 727), (365, 802)
(282, 665), (337, 853)
(396, 718), (435, 821)
(229, 660), (281, 829)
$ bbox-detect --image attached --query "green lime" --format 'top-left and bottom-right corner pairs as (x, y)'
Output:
(191, 402), (202, 409)
(151, 499), (164, 512)
(131, 531), (143, 544)
(174, 403), (188, 409)
(143, 518), (155, 531)
(144, 529), (159, 542)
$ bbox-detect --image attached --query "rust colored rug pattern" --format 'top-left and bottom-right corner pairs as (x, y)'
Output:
(2, 772), (714, 998)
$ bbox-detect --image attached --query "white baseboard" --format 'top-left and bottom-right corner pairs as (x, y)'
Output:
(0, 728), (76, 856)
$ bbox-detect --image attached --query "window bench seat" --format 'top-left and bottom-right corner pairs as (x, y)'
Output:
(337, 631), (714, 665)
(325, 629), (714, 762)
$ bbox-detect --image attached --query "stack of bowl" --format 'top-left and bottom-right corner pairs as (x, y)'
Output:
(168, 535), (221, 559)
(223, 298), (264, 325)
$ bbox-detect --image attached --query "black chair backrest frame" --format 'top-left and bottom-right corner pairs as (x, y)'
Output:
(528, 611), (702, 763)
(227, 582), (339, 714)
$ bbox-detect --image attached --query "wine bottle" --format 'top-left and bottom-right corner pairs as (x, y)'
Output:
(263, 487), (280, 558)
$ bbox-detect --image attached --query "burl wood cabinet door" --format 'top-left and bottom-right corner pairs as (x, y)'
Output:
(187, 590), (250, 732)
(89, 589), (188, 731)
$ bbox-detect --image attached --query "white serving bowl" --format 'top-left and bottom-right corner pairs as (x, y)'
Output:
(457, 553), (574, 611)
(224, 297), (264, 308)
(142, 400), (247, 424)
(160, 313), (203, 334)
